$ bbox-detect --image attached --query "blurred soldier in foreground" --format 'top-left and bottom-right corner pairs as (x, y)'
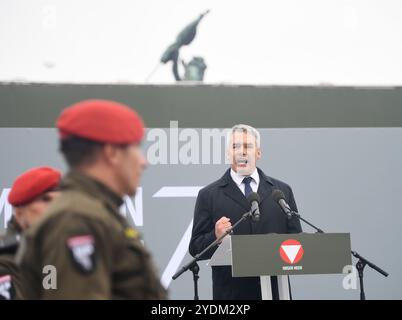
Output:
(0, 167), (61, 299)
(18, 99), (167, 299)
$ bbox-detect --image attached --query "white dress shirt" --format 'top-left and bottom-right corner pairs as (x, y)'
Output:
(230, 168), (260, 196)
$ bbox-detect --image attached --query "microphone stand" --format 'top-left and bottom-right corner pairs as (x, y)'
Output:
(172, 209), (255, 299)
(350, 250), (389, 300)
(287, 211), (324, 234)
(285, 209), (389, 300)
(188, 262), (200, 300)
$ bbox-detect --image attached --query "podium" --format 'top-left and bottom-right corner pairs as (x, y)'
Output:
(209, 233), (352, 300)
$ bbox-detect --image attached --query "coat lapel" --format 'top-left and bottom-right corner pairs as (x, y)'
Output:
(219, 169), (250, 211)
(219, 168), (275, 211)
(257, 168), (274, 205)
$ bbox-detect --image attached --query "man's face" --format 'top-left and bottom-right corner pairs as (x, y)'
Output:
(113, 143), (147, 196)
(15, 191), (60, 230)
(228, 131), (261, 176)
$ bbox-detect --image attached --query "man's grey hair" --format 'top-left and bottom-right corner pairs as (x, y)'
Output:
(226, 124), (261, 149)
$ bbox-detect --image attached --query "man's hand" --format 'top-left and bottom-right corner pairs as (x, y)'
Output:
(215, 216), (232, 241)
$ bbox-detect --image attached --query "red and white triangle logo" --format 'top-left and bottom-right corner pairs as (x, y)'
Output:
(279, 239), (304, 264)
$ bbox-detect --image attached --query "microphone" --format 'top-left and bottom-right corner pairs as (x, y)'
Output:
(247, 192), (261, 222)
(271, 189), (293, 219)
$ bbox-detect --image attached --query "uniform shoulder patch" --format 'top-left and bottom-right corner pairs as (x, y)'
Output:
(67, 235), (96, 274)
(0, 274), (15, 300)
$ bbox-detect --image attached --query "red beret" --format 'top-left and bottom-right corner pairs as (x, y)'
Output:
(8, 167), (62, 206)
(56, 99), (145, 144)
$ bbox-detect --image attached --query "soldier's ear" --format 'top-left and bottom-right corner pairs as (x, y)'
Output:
(102, 144), (120, 165)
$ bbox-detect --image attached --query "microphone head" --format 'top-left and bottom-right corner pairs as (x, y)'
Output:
(247, 192), (260, 204)
(272, 189), (286, 203)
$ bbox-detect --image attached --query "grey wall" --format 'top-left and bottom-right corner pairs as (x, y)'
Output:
(1, 127), (401, 299)
(1, 83), (402, 128)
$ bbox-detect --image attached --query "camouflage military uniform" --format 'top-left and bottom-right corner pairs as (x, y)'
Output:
(0, 217), (22, 300)
(18, 171), (167, 299)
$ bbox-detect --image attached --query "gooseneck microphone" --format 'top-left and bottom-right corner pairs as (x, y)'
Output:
(247, 192), (261, 222)
(271, 189), (293, 219)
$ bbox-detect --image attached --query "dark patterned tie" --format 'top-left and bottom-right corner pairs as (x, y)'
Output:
(242, 176), (253, 198)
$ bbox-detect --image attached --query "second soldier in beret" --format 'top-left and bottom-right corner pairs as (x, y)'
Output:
(18, 99), (167, 299)
(0, 166), (61, 300)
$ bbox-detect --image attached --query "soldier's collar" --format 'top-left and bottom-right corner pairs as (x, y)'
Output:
(6, 216), (22, 235)
(62, 171), (124, 210)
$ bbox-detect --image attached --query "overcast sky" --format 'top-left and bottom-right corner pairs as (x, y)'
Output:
(1, 0), (402, 85)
